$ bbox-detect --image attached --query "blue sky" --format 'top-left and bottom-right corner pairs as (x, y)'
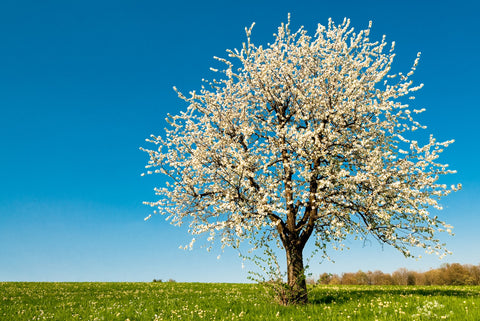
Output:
(0, 0), (479, 282)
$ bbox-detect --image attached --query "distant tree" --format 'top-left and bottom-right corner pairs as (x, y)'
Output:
(369, 270), (390, 285)
(354, 270), (369, 285)
(329, 274), (342, 285)
(341, 272), (357, 285)
(442, 263), (469, 285)
(392, 268), (409, 285)
(142, 15), (459, 304)
(466, 264), (480, 285)
(413, 271), (426, 285)
(406, 271), (416, 285)
(318, 272), (333, 285)
(381, 273), (394, 285)
(424, 268), (444, 285)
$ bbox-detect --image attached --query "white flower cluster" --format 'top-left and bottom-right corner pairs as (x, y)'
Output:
(141, 16), (459, 260)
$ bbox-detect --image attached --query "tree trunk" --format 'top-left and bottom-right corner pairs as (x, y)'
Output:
(285, 243), (308, 304)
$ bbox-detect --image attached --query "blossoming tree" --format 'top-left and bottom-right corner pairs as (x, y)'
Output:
(141, 16), (459, 304)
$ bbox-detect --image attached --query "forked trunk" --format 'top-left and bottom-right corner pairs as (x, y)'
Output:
(285, 243), (308, 304)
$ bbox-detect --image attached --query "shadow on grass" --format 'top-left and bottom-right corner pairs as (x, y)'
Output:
(308, 286), (479, 305)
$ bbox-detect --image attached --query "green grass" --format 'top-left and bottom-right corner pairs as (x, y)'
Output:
(1, 282), (479, 320)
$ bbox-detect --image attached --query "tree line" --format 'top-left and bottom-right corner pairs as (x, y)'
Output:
(312, 263), (480, 286)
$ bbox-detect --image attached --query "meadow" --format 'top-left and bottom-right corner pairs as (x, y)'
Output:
(1, 282), (479, 320)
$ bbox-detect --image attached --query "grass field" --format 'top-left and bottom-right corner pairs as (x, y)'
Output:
(1, 282), (479, 320)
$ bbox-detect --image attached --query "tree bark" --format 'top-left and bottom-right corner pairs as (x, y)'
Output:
(285, 242), (308, 304)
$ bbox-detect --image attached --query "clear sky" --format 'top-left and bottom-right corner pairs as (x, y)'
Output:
(0, 0), (479, 282)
